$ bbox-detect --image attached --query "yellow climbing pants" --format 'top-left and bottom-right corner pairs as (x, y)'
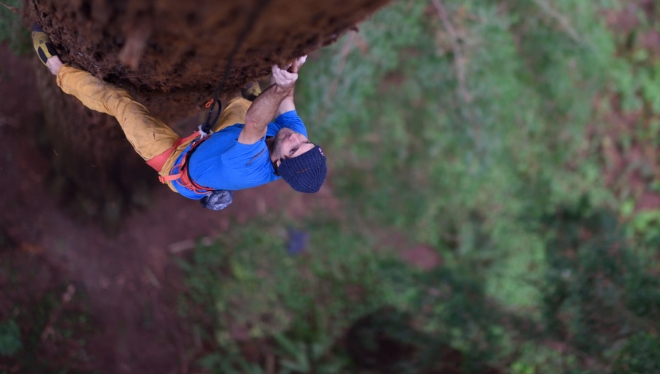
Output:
(56, 64), (253, 192)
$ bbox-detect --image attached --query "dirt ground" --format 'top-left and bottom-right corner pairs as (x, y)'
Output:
(0, 43), (339, 373)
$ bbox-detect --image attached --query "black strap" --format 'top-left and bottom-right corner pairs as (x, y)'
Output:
(200, 0), (273, 135)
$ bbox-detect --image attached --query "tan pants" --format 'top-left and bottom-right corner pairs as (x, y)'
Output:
(56, 65), (252, 192)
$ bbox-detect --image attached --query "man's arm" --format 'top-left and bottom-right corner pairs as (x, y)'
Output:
(238, 83), (292, 144)
(271, 65), (297, 117)
(239, 56), (306, 144)
(276, 85), (295, 117)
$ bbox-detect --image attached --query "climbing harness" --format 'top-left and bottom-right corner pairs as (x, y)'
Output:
(158, 136), (215, 194)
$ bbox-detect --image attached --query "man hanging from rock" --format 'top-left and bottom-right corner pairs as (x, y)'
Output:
(32, 24), (327, 211)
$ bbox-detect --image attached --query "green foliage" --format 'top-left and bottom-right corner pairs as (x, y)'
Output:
(6, 289), (96, 372)
(0, 253), (96, 372)
(296, 0), (623, 312)
(377, 262), (507, 372)
(538, 203), (660, 359)
(272, 333), (347, 374)
(612, 333), (660, 374)
(181, 217), (517, 373)
(0, 319), (21, 357)
(508, 343), (582, 374)
(624, 269), (660, 321)
(179, 218), (390, 372)
(0, 0), (31, 55)
(299, 0), (614, 233)
(182, 209), (658, 373)
(597, 3), (660, 242)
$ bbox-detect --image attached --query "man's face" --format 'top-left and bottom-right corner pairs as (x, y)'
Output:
(272, 128), (315, 166)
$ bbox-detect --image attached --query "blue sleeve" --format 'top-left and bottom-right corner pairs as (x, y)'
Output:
(266, 110), (308, 137)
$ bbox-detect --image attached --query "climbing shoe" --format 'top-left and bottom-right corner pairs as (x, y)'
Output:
(241, 81), (261, 101)
(200, 190), (234, 211)
(31, 23), (58, 66)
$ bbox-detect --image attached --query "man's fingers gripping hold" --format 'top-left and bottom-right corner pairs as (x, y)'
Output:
(290, 55), (307, 73)
(271, 64), (298, 88)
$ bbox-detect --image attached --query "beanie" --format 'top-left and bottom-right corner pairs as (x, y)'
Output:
(278, 145), (327, 193)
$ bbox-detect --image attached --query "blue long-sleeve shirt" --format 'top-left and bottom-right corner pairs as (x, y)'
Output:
(171, 110), (308, 199)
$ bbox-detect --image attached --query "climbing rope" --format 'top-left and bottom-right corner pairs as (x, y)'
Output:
(199, 0), (273, 137)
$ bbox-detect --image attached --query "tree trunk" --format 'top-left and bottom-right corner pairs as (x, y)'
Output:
(25, 0), (390, 223)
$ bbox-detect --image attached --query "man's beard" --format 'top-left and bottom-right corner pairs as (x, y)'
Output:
(273, 128), (293, 157)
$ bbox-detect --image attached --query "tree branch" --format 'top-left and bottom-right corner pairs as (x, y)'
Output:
(431, 0), (472, 104)
(531, 0), (583, 45)
(327, 30), (356, 102)
(0, 1), (19, 14)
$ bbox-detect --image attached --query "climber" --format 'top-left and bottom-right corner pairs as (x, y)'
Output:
(31, 24), (327, 211)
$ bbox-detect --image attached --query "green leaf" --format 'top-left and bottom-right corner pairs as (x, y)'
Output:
(0, 319), (21, 357)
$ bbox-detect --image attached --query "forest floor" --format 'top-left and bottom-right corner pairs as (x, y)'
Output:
(598, 2), (660, 215)
(0, 43), (342, 373)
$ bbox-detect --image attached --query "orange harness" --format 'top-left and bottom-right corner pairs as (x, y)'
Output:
(146, 131), (215, 195)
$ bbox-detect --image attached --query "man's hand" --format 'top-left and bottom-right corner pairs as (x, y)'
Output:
(272, 55), (307, 116)
(271, 65), (297, 88)
(271, 55), (307, 88)
(290, 55), (307, 72)
(240, 55), (307, 145)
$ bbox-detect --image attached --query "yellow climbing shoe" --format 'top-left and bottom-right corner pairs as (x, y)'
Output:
(241, 81), (261, 101)
(31, 24), (58, 66)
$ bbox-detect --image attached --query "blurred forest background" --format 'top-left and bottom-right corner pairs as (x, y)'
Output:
(2, 0), (660, 373)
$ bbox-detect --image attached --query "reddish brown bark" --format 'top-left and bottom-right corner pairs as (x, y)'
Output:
(30, 0), (390, 118)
